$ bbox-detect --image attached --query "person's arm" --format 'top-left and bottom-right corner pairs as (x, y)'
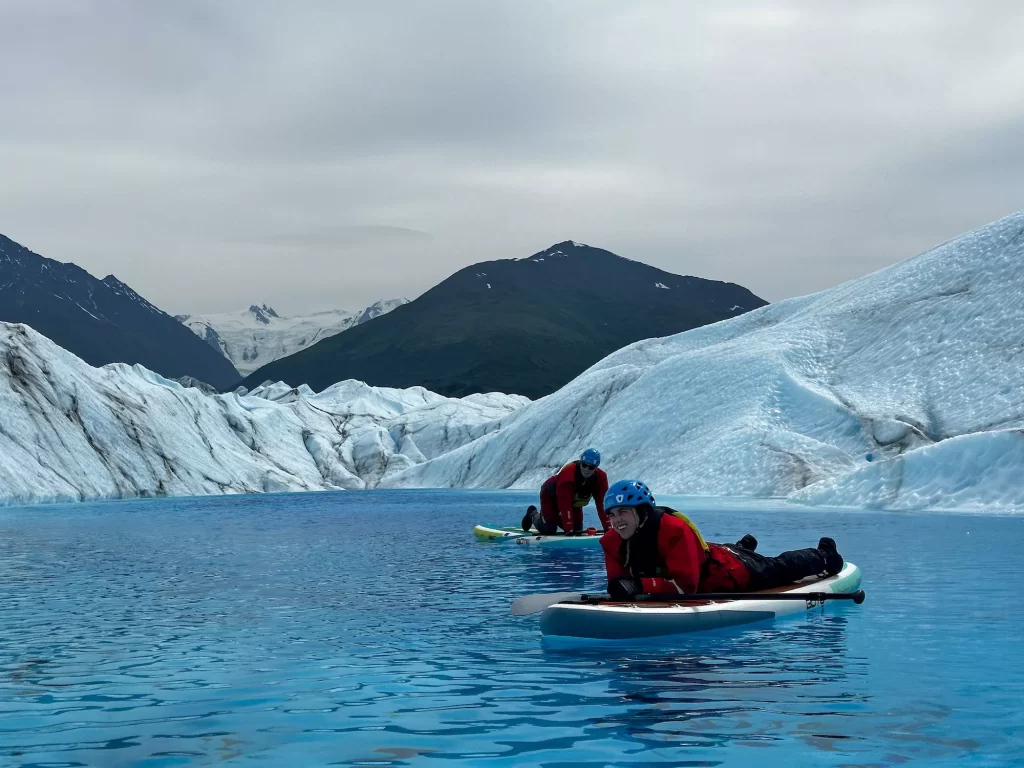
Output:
(594, 470), (610, 531)
(641, 524), (704, 594)
(601, 534), (630, 581)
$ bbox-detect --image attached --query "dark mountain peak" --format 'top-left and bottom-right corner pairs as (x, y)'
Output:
(549, 240), (593, 253)
(521, 241), (647, 271)
(445, 241), (718, 308)
(242, 241), (769, 399)
(0, 233), (240, 389)
(0, 233), (28, 265)
(525, 240), (594, 261)
(248, 303), (278, 323)
(0, 233), (86, 281)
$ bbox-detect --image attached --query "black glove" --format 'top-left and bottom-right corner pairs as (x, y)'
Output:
(563, 528), (579, 536)
(608, 577), (644, 600)
(734, 534), (758, 552)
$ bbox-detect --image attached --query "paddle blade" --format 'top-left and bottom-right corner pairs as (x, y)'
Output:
(510, 591), (597, 616)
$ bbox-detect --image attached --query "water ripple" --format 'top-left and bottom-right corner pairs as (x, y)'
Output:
(1, 491), (1022, 766)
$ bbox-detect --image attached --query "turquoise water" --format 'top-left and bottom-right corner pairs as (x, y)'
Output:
(1, 490), (1022, 767)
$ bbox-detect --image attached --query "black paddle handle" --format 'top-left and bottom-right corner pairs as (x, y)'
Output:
(580, 589), (866, 605)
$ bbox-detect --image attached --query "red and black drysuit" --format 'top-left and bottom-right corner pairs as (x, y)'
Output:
(600, 505), (836, 596)
(536, 461), (610, 534)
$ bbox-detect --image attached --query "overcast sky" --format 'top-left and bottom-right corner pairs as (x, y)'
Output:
(1, 1), (1022, 315)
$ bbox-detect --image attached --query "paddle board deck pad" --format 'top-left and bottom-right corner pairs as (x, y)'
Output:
(540, 562), (862, 641)
(473, 525), (525, 541)
(473, 524), (602, 547)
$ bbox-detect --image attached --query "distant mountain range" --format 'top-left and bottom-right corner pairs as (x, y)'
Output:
(0, 233), (240, 389)
(241, 241), (769, 398)
(3, 214), (1024, 511)
(176, 299), (408, 377)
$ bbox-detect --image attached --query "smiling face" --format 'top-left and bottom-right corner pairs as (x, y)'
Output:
(607, 506), (639, 539)
(580, 462), (597, 479)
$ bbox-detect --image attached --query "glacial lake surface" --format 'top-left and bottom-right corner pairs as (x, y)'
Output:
(1, 490), (1022, 767)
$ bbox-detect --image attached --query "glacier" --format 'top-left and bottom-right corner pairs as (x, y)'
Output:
(3, 213), (1024, 511)
(384, 212), (1024, 512)
(177, 299), (408, 377)
(0, 323), (525, 506)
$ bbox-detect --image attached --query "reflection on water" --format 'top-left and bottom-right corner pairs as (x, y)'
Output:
(0, 490), (1021, 766)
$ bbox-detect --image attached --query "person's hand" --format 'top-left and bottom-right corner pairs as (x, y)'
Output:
(608, 577), (644, 600)
(564, 529), (579, 537)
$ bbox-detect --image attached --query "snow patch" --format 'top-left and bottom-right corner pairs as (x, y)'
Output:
(75, 303), (102, 321)
(655, 282), (670, 290)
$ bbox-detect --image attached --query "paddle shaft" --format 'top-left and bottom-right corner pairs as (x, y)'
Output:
(510, 587), (866, 616)
(579, 589), (866, 605)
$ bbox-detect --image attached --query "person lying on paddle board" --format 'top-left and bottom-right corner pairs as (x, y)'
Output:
(600, 479), (844, 599)
(521, 448), (610, 535)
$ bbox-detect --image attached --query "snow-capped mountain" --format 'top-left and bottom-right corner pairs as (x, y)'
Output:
(177, 299), (408, 378)
(383, 212), (1024, 512)
(0, 233), (240, 389)
(4, 214), (1024, 511)
(0, 321), (525, 506)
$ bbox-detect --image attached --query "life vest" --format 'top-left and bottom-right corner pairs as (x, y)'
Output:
(543, 461), (599, 508)
(664, 508), (711, 556)
(661, 508), (748, 589)
(563, 461), (599, 508)
(621, 506), (711, 579)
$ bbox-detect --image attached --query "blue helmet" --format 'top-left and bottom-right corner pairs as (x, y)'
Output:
(581, 448), (601, 467)
(603, 479), (655, 511)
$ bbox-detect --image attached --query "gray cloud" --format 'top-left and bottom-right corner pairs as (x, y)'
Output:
(253, 226), (432, 248)
(1, 1), (1022, 315)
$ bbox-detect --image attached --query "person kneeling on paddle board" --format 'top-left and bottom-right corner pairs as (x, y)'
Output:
(522, 448), (610, 535)
(600, 480), (844, 599)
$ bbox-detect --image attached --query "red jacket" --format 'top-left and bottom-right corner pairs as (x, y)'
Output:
(543, 462), (609, 531)
(601, 508), (750, 594)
